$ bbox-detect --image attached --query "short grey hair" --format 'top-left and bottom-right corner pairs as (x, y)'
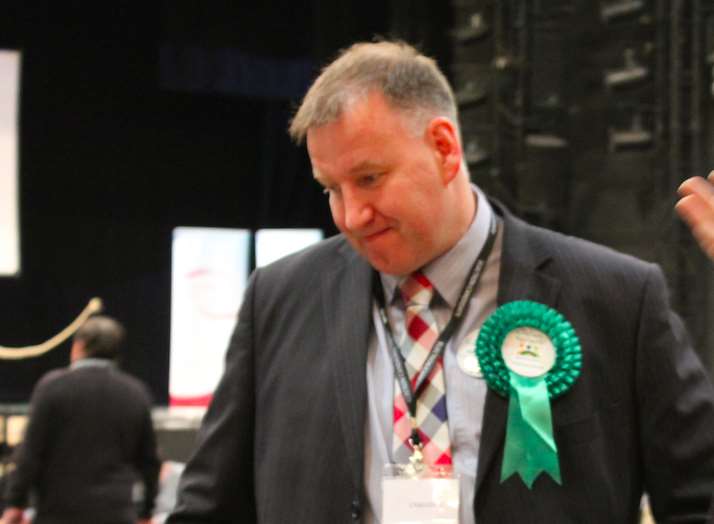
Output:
(289, 40), (458, 143)
(74, 315), (126, 360)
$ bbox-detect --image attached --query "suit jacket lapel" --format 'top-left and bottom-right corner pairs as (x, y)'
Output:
(475, 203), (562, 497)
(322, 242), (373, 494)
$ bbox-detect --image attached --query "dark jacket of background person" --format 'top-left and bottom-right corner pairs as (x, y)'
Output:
(5, 360), (160, 524)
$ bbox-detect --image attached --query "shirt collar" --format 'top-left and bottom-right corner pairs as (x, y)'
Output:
(380, 185), (494, 308)
(71, 358), (116, 370)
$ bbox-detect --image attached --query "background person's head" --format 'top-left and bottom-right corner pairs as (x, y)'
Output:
(291, 40), (475, 276)
(71, 315), (126, 362)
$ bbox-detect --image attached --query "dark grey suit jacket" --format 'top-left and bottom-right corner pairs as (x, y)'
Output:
(169, 204), (714, 523)
(6, 361), (161, 524)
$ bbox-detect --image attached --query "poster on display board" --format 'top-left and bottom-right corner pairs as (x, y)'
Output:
(170, 227), (251, 407)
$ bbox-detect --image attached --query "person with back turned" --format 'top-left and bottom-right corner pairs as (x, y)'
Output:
(2, 315), (160, 524)
(168, 40), (714, 523)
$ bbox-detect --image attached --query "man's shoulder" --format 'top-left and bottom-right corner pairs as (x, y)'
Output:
(245, 234), (365, 314)
(100, 368), (154, 404)
(34, 367), (71, 392)
(41, 365), (151, 403)
(504, 209), (654, 275)
(29, 368), (76, 406)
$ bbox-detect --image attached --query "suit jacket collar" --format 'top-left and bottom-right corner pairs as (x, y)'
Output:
(475, 200), (563, 498)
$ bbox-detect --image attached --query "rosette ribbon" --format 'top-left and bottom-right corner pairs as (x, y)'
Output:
(476, 301), (581, 489)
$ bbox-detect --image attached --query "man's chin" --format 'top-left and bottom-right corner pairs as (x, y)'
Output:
(361, 252), (414, 277)
(345, 237), (416, 275)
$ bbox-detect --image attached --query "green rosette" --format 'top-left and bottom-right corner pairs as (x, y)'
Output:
(476, 300), (581, 488)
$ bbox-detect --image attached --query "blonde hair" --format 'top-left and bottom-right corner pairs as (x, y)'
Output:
(289, 40), (458, 143)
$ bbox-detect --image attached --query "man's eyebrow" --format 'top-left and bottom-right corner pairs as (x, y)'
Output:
(312, 161), (385, 185)
(348, 160), (384, 174)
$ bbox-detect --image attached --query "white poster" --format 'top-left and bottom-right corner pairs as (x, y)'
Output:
(255, 228), (323, 268)
(0, 50), (20, 276)
(170, 227), (250, 406)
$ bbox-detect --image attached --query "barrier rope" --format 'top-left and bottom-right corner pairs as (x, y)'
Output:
(0, 298), (104, 360)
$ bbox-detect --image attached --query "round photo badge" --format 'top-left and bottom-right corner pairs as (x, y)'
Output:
(501, 326), (556, 378)
(476, 300), (581, 489)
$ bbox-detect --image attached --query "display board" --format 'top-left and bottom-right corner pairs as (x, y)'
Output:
(0, 50), (20, 277)
(170, 227), (251, 406)
(170, 227), (323, 406)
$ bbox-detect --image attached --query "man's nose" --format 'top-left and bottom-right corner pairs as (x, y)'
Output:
(342, 191), (374, 232)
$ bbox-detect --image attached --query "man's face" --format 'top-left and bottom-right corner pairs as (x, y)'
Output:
(306, 91), (463, 276)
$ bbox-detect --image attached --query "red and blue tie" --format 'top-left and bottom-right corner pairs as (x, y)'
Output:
(392, 272), (452, 466)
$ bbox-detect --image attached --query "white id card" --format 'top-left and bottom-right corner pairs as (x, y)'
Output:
(382, 465), (459, 524)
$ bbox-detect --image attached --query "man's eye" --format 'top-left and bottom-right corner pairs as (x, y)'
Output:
(358, 174), (380, 187)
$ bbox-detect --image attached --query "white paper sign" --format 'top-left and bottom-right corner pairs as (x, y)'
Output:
(382, 477), (459, 524)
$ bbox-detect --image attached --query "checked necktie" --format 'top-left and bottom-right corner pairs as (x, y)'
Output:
(392, 271), (452, 466)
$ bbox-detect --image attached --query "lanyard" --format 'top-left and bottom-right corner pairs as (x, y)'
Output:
(373, 216), (498, 447)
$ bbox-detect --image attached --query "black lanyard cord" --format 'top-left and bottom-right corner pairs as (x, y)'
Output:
(373, 216), (498, 446)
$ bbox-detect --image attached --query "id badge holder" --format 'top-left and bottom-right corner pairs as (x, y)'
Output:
(382, 447), (460, 524)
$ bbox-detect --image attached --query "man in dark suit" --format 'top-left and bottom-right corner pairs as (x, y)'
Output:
(2, 316), (160, 524)
(168, 41), (714, 523)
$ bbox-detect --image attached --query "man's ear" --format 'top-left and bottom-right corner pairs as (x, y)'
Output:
(70, 340), (86, 362)
(427, 117), (462, 184)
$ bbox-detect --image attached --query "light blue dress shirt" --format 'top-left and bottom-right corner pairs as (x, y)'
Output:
(363, 187), (503, 524)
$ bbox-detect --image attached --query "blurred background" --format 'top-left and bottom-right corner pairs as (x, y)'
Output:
(0, 0), (713, 410)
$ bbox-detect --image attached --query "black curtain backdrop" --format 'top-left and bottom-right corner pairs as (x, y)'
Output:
(4, 2), (712, 403)
(0, 1), (389, 403)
